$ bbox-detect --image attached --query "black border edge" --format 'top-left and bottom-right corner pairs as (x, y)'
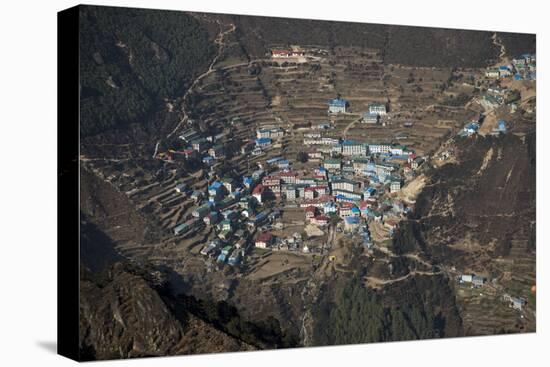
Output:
(57, 4), (81, 362)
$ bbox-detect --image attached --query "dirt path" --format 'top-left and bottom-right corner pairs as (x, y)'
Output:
(342, 116), (363, 139)
(149, 18), (245, 158)
(477, 147), (494, 175)
(491, 32), (507, 62)
(365, 269), (442, 288)
(166, 20), (237, 140)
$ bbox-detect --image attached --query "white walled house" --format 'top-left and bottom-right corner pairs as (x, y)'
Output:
(368, 102), (387, 116)
(328, 98), (348, 114)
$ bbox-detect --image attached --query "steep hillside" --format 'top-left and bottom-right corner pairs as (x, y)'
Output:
(404, 133), (535, 261)
(79, 263), (254, 360)
(498, 32), (536, 58)
(391, 132), (536, 335)
(384, 26), (497, 67)
(79, 5), (216, 137)
(231, 15), (498, 67)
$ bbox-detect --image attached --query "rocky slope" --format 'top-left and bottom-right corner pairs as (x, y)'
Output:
(392, 131), (536, 335)
(79, 263), (254, 360)
(400, 132), (535, 266)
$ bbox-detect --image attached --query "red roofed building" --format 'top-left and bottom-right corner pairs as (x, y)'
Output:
(305, 185), (330, 199)
(262, 176), (281, 196)
(305, 206), (318, 219)
(272, 49), (291, 58)
(318, 194), (333, 203)
(314, 185), (329, 195)
(279, 171), (298, 184)
(366, 197), (378, 204)
(339, 202), (356, 217)
(252, 184), (266, 204)
(358, 200), (371, 210)
(384, 219), (399, 231)
(311, 215), (329, 226)
(183, 149), (198, 159)
(304, 187), (317, 200)
(300, 194), (333, 209)
(255, 232), (273, 248)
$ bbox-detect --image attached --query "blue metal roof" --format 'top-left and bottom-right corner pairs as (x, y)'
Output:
(329, 98), (347, 107)
(255, 137), (272, 144)
(209, 181), (223, 190)
(465, 122), (480, 131)
(342, 139), (359, 145)
(266, 157), (282, 164)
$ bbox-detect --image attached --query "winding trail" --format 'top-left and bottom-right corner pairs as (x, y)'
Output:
(491, 32), (507, 61)
(365, 269), (443, 287)
(152, 18), (239, 156)
(342, 115), (363, 139)
(166, 20), (237, 140)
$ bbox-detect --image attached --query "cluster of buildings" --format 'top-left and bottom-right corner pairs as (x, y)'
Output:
(460, 115), (508, 138)
(460, 121), (480, 137)
(172, 127), (423, 256)
(327, 96), (388, 122)
(271, 47), (306, 59)
(328, 98), (348, 114)
(503, 294), (527, 312)
(238, 126), (286, 157)
(156, 124), (286, 166)
(173, 170), (284, 266)
(153, 128), (230, 165)
(246, 137), (422, 244)
(485, 54), (536, 81)
(163, 98), (425, 264)
(458, 274), (486, 288)
(477, 85), (517, 112)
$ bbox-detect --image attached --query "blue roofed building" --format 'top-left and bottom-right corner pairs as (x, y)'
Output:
(328, 97), (348, 114)
(365, 187), (377, 197)
(463, 122), (480, 136)
(499, 65), (512, 77)
(208, 181), (226, 201)
(202, 155), (214, 165)
(266, 157), (283, 165)
(368, 102), (387, 116)
(491, 120), (508, 135)
(323, 201), (337, 214)
(255, 137), (272, 147)
(344, 216), (360, 231)
(243, 176), (254, 188)
(276, 159), (290, 169)
(228, 250), (242, 265)
(362, 112), (379, 124)
(341, 140), (367, 156)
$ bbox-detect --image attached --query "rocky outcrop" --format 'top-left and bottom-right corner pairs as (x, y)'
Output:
(79, 263), (254, 361)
